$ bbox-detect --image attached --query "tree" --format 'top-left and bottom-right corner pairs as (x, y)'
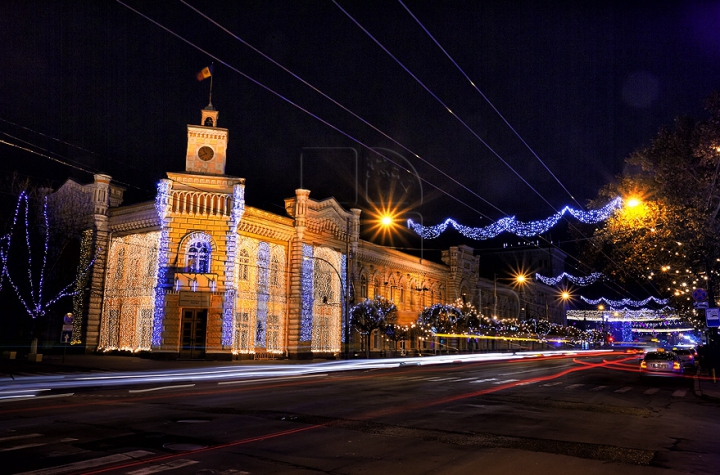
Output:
(384, 323), (416, 356)
(418, 303), (464, 353)
(349, 296), (398, 358)
(577, 92), (720, 334)
(1, 189), (94, 348)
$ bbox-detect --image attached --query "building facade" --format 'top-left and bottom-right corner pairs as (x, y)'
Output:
(52, 104), (521, 359)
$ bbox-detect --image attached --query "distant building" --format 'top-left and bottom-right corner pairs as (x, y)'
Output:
(479, 245), (569, 325)
(50, 103), (521, 359)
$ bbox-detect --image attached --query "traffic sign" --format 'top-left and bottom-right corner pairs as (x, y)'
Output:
(61, 324), (73, 344)
(706, 308), (720, 328)
(694, 301), (709, 309)
(692, 288), (708, 301)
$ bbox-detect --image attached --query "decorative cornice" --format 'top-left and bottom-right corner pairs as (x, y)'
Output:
(108, 202), (159, 234)
(167, 171), (244, 190)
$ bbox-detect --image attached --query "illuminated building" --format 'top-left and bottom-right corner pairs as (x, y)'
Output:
(49, 103), (495, 359)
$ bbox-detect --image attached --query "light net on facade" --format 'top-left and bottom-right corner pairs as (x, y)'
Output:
(232, 236), (286, 354)
(311, 246), (342, 353)
(99, 232), (160, 351)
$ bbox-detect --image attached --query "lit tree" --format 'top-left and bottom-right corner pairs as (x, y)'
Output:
(349, 296), (398, 358)
(418, 303), (464, 353)
(1, 189), (95, 347)
(384, 322), (416, 356)
(577, 92), (720, 333)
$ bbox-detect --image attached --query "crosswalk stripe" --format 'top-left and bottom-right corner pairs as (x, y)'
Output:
(615, 387), (633, 393)
(0, 433), (42, 443)
(590, 386), (607, 391)
(565, 384), (585, 390)
(14, 450), (154, 475)
(672, 389), (687, 397)
(644, 388), (660, 395)
(127, 459), (199, 475)
(0, 442), (47, 452)
(542, 382), (563, 387)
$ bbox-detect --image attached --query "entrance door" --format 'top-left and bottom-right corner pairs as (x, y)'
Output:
(180, 309), (207, 359)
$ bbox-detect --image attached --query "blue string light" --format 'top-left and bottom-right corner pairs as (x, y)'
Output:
(255, 242), (270, 347)
(580, 296), (670, 307)
(222, 184), (245, 346)
(536, 272), (604, 286)
(153, 180), (171, 347)
(300, 244), (314, 341)
(408, 197), (622, 240)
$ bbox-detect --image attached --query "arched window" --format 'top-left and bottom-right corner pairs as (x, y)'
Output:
(185, 234), (212, 273)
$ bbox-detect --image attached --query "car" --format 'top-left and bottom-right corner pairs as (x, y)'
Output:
(640, 349), (684, 377)
(672, 348), (697, 369)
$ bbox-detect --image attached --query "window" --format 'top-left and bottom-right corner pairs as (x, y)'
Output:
(360, 276), (368, 298)
(270, 256), (281, 287)
(238, 249), (249, 281)
(186, 236), (211, 273)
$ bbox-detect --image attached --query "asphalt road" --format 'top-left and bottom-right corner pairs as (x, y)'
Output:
(1, 352), (717, 475)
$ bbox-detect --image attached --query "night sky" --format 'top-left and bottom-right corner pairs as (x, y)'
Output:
(2, 1), (720, 261)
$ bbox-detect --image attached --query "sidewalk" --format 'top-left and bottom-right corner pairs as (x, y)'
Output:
(695, 366), (720, 401)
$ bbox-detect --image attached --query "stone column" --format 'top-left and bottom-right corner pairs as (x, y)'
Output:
(286, 189), (310, 358)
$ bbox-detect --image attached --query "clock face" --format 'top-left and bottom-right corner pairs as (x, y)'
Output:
(198, 146), (214, 161)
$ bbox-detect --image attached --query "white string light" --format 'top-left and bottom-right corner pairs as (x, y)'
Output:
(580, 296), (669, 307)
(408, 197), (622, 240)
(536, 272), (604, 286)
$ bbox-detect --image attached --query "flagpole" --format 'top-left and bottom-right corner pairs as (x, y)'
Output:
(208, 63), (214, 107)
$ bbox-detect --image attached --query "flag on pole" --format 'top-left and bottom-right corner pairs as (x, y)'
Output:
(196, 66), (212, 81)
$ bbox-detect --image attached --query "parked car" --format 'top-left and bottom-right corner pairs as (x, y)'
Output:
(640, 349), (684, 377)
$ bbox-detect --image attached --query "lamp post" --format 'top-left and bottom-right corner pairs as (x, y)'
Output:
(304, 255), (349, 359)
(407, 211), (424, 264)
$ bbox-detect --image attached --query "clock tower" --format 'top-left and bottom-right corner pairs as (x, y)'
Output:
(185, 103), (228, 175)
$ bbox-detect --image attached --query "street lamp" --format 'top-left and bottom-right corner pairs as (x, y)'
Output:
(514, 272), (529, 320)
(303, 255), (350, 359)
(378, 211), (424, 264)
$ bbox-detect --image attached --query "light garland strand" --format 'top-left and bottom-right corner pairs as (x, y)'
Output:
(408, 197), (622, 240)
(580, 296), (669, 307)
(535, 272), (604, 286)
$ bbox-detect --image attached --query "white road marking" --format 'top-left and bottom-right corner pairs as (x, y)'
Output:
(129, 384), (195, 393)
(492, 379), (519, 385)
(564, 384), (585, 390)
(672, 389), (687, 397)
(590, 386), (607, 391)
(0, 433), (42, 442)
(643, 388), (660, 395)
(0, 443), (47, 452)
(615, 387), (633, 393)
(542, 382), (563, 387)
(14, 450), (154, 475)
(127, 459), (199, 474)
(218, 374), (328, 385)
(469, 378), (498, 383)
